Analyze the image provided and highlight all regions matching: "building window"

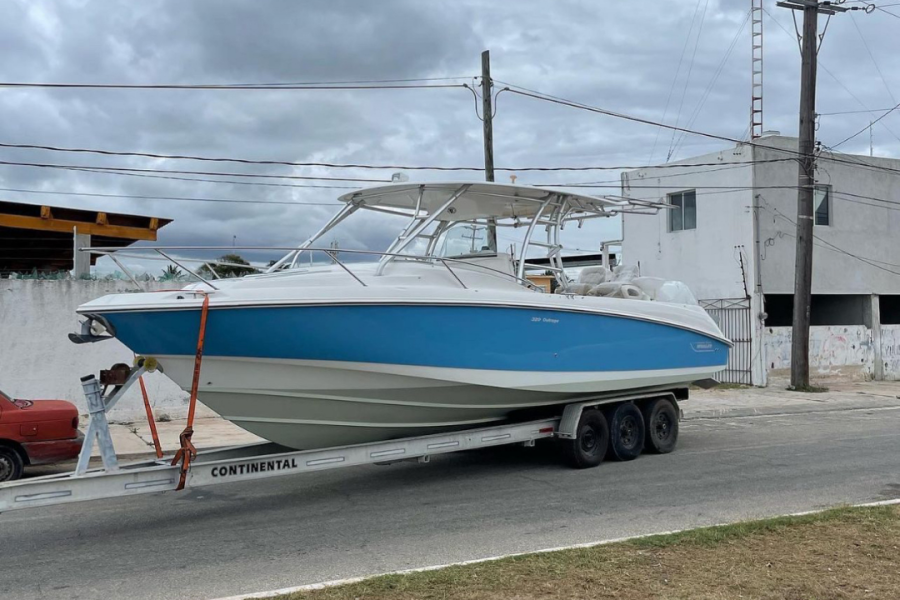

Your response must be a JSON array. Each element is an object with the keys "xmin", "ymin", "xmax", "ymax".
[
  {"xmin": 814, "ymin": 185, "xmax": 831, "ymax": 226},
  {"xmin": 668, "ymin": 190, "xmax": 696, "ymax": 232}
]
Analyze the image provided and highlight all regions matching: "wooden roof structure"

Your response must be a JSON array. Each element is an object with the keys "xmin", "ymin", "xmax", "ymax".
[{"xmin": 0, "ymin": 200, "xmax": 172, "ymax": 275}]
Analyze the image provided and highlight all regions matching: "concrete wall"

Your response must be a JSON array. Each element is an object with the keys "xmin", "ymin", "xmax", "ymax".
[
  {"xmin": 763, "ymin": 325, "xmax": 874, "ymax": 378},
  {"xmin": 881, "ymin": 325, "xmax": 900, "ymax": 381},
  {"xmin": 0, "ymin": 280, "xmax": 193, "ymax": 421},
  {"xmin": 754, "ymin": 136, "xmax": 900, "ymax": 295},
  {"xmin": 621, "ymin": 145, "xmax": 756, "ymax": 301}
]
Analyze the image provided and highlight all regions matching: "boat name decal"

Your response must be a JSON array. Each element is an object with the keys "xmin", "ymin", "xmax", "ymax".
[
  {"xmin": 210, "ymin": 458, "xmax": 299, "ymax": 478},
  {"xmin": 690, "ymin": 342, "xmax": 715, "ymax": 352},
  {"xmin": 531, "ymin": 316, "xmax": 560, "ymax": 324}
]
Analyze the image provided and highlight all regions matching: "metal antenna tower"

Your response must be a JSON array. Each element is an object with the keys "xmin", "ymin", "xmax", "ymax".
[{"xmin": 750, "ymin": 0, "xmax": 764, "ymax": 139}]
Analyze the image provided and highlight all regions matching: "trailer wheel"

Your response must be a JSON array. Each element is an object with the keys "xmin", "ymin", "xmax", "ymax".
[
  {"xmin": 641, "ymin": 398, "xmax": 679, "ymax": 454},
  {"xmin": 606, "ymin": 403, "xmax": 645, "ymax": 461},
  {"xmin": 561, "ymin": 409, "xmax": 609, "ymax": 469},
  {"xmin": 0, "ymin": 446, "xmax": 24, "ymax": 482}
]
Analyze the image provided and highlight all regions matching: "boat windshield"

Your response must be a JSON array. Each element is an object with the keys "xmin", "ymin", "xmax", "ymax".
[{"xmin": 434, "ymin": 222, "xmax": 496, "ymax": 259}]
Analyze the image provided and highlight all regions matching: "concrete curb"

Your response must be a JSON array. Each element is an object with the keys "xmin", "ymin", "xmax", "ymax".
[
  {"xmin": 682, "ymin": 400, "xmax": 900, "ymax": 421},
  {"xmin": 210, "ymin": 498, "xmax": 900, "ymax": 600}
]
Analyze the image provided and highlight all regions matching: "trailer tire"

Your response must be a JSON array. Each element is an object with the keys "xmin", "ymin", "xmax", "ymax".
[
  {"xmin": 606, "ymin": 403, "xmax": 645, "ymax": 461},
  {"xmin": 641, "ymin": 398, "xmax": 679, "ymax": 454},
  {"xmin": 561, "ymin": 409, "xmax": 609, "ymax": 469},
  {"xmin": 0, "ymin": 446, "xmax": 24, "ymax": 482}
]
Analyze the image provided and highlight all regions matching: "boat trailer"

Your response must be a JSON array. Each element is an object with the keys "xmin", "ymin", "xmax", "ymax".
[{"xmin": 0, "ymin": 358, "xmax": 682, "ymax": 513}]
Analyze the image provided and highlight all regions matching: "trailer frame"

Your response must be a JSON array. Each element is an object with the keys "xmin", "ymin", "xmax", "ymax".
[{"xmin": 0, "ymin": 361, "xmax": 683, "ymax": 513}]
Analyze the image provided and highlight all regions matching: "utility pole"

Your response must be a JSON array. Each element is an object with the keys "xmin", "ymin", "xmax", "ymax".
[
  {"xmin": 481, "ymin": 50, "xmax": 494, "ymax": 183},
  {"xmin": 777, "ymin": 0, "xmax": 849, "ymax": 389},
  {"xmin": 481, "ymin": 50, "xmax": 497, "ymax": 249}
]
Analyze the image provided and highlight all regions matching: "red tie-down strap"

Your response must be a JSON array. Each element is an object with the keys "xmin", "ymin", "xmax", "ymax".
[{"xmin": 171, "ymin": 292, "xmax": 210, "ymax": 490}]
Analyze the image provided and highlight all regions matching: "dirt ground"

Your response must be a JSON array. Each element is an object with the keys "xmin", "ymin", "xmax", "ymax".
[{"xmin": 284, "ymin": 505, "xmax": 900, "ymax": 600}]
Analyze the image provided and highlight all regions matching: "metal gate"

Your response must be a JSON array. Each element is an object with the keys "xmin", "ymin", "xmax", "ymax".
[{"xmin": 699, "ymin": 297, "xmax": 752, "ymax": 385}]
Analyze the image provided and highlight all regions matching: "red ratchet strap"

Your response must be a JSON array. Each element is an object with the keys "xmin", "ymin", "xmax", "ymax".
[
  {"xmin": 171, "ymin": 293, "xmax": 211, "ymax": 490},
  {"xmin": 138, "ymin": 372, "xmax": 163, "ymax": 459}
]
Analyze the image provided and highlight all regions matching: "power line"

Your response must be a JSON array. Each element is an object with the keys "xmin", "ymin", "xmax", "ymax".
[
  {"xmin": 819, "ymin": 106, "xmax": 896, "ymax": 115},
  {"xmin": 764, "ymin": 7, "xmax": 900, "ymax": 148},
  {"xmin": 832, "ymin": 100, "xmax": 900, "ymax": 148},
  {"xmin": 666, "ymin": 0, "xmax": 711, "ymax": 162},
  {"xmin": 0, "ymin": 81, "xmax": 469, "ymax": 91},
  {"xmin": 60, "ymin": 166, "xmax": 368, "ymax": 190},
  {"xmin": 498, "ymin": 81, "xmax": 900, "ymax": 178},
  {"xmin": 0, "ymin": 141, "xmax": 808, "ymax": 173},
  {"xmin": 849, "ymin": 14, "xmax": 897, "ymax": 107},
  {"xmin": 760, "ymin": 200, "xmax": 900, "ymax": 275},
  {"xmin": 0, "ymin": 186, "xmax": 348, "ymax": 206},
  {"xmin": 648, "ymin": 0, "xmax": 705, "ymax": 163},
  {"xmin": 0, "ymin": 159, "xmax": 390, "ymax": 182},
  {"xmin": 671, "ymin": 8, "xmax": 751, "ymax": 158}
]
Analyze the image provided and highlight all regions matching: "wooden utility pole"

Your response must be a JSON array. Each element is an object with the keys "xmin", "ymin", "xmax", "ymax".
[
  {"xmin": 481, "ymin": 50, "xmax": 497, "ymax": 249},
  {"xmin": 777, "ymin": 0, "xmax": 848, "ymax": 389},
  {"xmin": 481, "ymin": 50, "xmax": 494, "ymax": 182}
]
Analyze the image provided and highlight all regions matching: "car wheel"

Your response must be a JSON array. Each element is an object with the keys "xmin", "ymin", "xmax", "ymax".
[{"xmin": 0, "ymin": 447, "xmax": 25, "ymax": 482}]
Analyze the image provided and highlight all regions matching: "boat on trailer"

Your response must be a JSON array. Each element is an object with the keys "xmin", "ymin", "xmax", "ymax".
[{"xmin": 76, "ymin": 182, "xmax": 730, "ymax": 450}]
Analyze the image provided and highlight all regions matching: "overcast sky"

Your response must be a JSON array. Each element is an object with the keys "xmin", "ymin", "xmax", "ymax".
[{"xmin": 1, "ymin": 0, "xmax": 898, "ymax": 272}]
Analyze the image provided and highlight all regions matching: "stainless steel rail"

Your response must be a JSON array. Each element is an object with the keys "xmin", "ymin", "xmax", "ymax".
[{"xmin": 82, "ymin": 245, "xmax": 543, "ymax": 292}]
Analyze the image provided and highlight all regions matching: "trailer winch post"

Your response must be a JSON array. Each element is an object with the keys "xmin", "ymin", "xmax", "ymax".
[
  {"xmin": 73, "ymin": 361, "xmax": 153, "ymax": 476},
  {"xmin": 75, "ymin": 375, "xmax": 119, "ymax": 475}
]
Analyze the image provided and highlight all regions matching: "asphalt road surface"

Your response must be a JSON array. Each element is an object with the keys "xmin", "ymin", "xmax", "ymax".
[{"xmin": 2, "ymin": 406, "xmax": 899, "ymax": 600}]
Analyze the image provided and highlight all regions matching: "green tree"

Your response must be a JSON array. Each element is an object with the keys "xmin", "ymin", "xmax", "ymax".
[
  {"xmin": 160, "ymin": 265, "xmax": 184, "ymax": 281},
  {"xmin": 198, "ymin": 253, "xmax": 257, "ymax": 278}
]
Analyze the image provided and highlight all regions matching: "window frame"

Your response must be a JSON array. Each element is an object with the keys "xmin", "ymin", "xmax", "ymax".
[
  {"xmin": 667, "ymin": 190, "xmax": 697, "ymax": 232},
  {"xmin": 814, "ymin": 184, "xmax": 832, "ymax": 227}
]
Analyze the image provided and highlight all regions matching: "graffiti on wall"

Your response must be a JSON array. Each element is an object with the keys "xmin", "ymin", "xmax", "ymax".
[
  {"xmin": 882, "ymin": 325, "xmax": 900, "ymax": 381},
  {"xmin": 764, "ymin": 326, "xmax": 874, "ymax": 377}
]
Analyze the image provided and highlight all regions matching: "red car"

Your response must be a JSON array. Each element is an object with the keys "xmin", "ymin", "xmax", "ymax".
[{"xmin": 0, "ymin": 389, "xmax": 83, "ymax": 482}]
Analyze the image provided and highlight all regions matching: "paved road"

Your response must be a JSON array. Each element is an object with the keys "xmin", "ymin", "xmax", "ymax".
[{"xmin": 2, "ymin": 406, "xmax": 899, "ymax": 600}]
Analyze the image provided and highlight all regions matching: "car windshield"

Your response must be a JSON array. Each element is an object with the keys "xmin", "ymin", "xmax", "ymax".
[{"xmin": 434, "ymin": 222, "xmax": 496, "ymax": 259}]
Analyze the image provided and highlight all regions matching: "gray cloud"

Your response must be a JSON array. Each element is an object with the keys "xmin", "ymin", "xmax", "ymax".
[{"xmin": 0, "ymin": 0, "xmax": 897, "ymax": 268}]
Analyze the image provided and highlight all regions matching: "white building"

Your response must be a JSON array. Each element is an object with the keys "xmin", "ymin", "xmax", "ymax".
[{"xmin": 621, "ymin": 134, "xmax": 900, "ymax": 385}]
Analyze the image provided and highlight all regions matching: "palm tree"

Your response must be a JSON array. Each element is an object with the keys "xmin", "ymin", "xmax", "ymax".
[
  {"xmin": 160, "ymin": 265, "xmax": 184, "ymax": 281},
  {"xmin": 198, "ymin": 253, "xmax": 257, "ymax": 278}
]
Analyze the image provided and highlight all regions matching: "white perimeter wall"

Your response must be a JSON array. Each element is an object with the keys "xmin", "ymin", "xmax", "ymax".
[
  {"xmin": 764, "ymin": 325, "xmax": 900, "ymax": 381},
  {"xmin": 0, "ymin": 280, "xmax": 193, "ymax": 421}
]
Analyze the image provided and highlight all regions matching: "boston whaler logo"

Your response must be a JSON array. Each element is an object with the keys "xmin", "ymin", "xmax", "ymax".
[{"xmin": 690, "ymin": 341, "xmax": 715, "ymax": 353}]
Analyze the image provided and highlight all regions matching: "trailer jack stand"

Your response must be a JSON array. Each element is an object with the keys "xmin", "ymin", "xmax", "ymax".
[{"xmin": 73, "ymin": 357, "xmax": 158, "ymax": 476}]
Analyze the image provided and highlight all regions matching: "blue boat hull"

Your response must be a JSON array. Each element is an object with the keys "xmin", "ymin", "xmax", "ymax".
[{"xmin": 93, "ymin": 303, "xmax": 729, "ymax": 448}]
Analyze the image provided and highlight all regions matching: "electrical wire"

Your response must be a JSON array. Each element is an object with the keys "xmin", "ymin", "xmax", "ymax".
[
  {"xmin": 670, "ymin": 8, "xmax": 751, "ymax": 159},
  {"xmin": 764, "ymin": 7, "xmax": 900, "ymax": 148},
  {"xmin": 497, "ymin": 80, "xmax": 900, "ymax": 179},
  {"xmin": 0, "ymin": 82, "xmax": 469, "ymax": 91},
  {"xmin": 666, "ymin": 0, "xmax": 711, "ymax": 162},
  {"xmin": 849, "ymin": 14, "xmax": 897, "ymax": 107},
  {"xmin": 0, "ymin": 159, "xmax": 390, "ymax": 182},
  {"xmin": 648, "ymin": 0, "xmax": 705, "ymax": 164},
  {"xmin": 831, "ymin": 100, "xmax": 900, "ymax": 148},
  {"xmin": 0, "ymin": 186, "xmax": 348, "ymax": 206},
  {"xmin": 0, "ymin": 142, "xmax": 803, "ymax": 172},
  {"xmin": 760, "ymin": 200, "xmax": 900, "ymax": 275}
]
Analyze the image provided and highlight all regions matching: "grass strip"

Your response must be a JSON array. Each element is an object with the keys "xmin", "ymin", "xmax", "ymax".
[{"xmin": 282, "ymin": 505, "xmax": 900, "ymax": 600}]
